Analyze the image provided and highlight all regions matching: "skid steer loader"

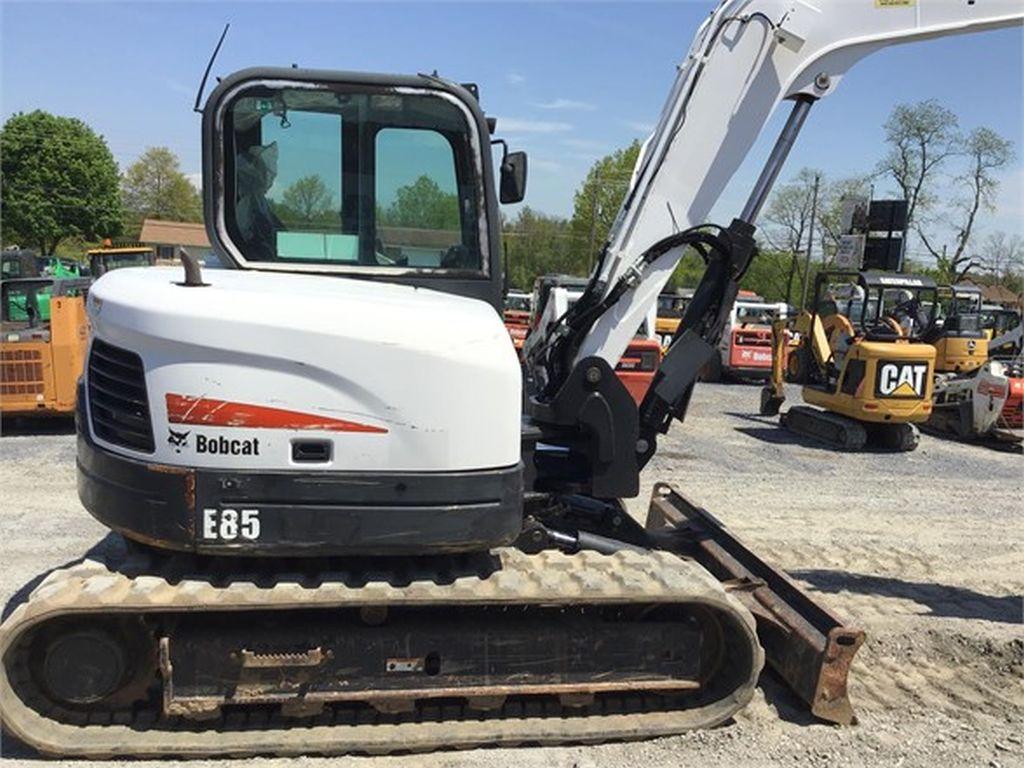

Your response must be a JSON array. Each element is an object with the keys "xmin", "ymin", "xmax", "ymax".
[
  {"xmin": 2, "ymin": 0, "xmax": 1022, "ymax": 758},
  {"xmin": 922, "ymin": 285, "xmax": 1020, "ymax": 449}
]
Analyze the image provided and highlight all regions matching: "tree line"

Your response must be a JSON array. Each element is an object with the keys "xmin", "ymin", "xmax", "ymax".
[
  {"xmin": 268, "ymin": 173, "xmax": 461, "ymax": 232},
  {"xmin": 0, "ymin": 109, "xmax": 462, "ymax": 257},
  {"xmin": 3, "ymin": 102, "xmax": 1020, "ymax": 300},
  {"xmin": 1, "ymin": 110, "xmax": 202, "ymax": 257},
  {"xmin": 504, "ymin": 99, "xmax": 1021, "ymax": 302}
]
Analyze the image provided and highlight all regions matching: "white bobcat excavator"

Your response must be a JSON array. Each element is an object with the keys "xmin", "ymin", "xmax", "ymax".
[{"xmin": 2, "ymin": 0, "xmax": 1021, "ymax": 758}]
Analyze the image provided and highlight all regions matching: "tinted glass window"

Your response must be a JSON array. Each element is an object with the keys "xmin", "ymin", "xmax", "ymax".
[
  {"xmin": 376, "ymin": 128, "xmax": 468, "ymax": 268},
  {"xmin": 223, "ymin": 85, "xmax": 482, "ymax": 272},
  {"xmin": 3, "ymin": 284, "xmax": 52, "ymax": 323}
]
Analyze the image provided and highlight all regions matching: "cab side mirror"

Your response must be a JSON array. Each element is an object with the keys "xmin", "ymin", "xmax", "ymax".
[{"xmin": 500, "ymin": 151, "xmax": 528, "ymax": 204}]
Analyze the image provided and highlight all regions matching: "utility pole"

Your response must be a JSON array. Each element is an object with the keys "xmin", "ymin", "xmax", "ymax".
[
  {"xmin": 587, "ymin": 169, "xmax": 600, "ymax": 269},
  {"xmin": 799, "ymin": 173, "xmax": 821, "ymax": 310}
]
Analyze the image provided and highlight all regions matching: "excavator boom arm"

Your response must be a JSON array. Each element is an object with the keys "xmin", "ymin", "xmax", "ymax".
[{"xmin": 528, "ymin": 0, "xmax": 1022, "ymax": 420}]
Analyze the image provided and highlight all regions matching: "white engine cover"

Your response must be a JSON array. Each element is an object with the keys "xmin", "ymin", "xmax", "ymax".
[
  {"xmin": 86, "ymin": 267, "xmax": 522, "ymax": 473},
  {"xmin": 933, "ymin": 361, "xmax": 1010, "ymax": 437}
]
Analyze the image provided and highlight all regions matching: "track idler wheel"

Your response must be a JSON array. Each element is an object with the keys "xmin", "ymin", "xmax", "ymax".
[
  {"xmin": 28, "ymin": 617, "xmax": 155, "ymax": 709},
  {"xmin": 868, "ymin": 422, "xmax": 920, "ymax": 452}
]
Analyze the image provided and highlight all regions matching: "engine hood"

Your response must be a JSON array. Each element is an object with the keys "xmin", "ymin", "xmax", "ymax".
[{"xmin": 84, "ymin": 267, "xmax": 522, "ymax": 473}]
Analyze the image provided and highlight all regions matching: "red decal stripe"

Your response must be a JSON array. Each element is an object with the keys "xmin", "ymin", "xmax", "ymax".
[{"xmin": 166, "ymin": 393, "xmax": 387, "ymax": 434}]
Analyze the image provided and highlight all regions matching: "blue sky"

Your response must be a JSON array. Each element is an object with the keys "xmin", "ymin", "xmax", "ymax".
[{"xmin": 3, "ymin": 1, "xmax": 1022, "ymax": 257}]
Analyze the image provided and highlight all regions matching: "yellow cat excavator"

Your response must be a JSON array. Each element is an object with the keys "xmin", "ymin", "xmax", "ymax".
[{"xmin": 760, "ymin": 271, "xmax": 937, "ymax": 451}]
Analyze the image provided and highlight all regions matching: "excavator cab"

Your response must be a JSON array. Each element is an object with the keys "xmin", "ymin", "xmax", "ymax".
[
  {"xmin": 86, "ymin": 244, "xmax": 156, "ymax": 277},
  {"xmin": 69, "ymin": 68, "xmax": 533, "ymax": 559},
  {"xmin": 0, "ymin": 277, "xmax": 91, "ymax": 417},
  {"xmin": 924, "ymin": 284, "xmax": 987, "ymax": 373},
  {"xmin": 202, "ymin": 68, "xmax": 525, "ymax": 311}
]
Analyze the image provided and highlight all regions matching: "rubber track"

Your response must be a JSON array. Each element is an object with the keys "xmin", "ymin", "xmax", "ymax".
[
  {"xmin": 0, "ymin": 548, "xmax": 763, "ymax": 758},
  {"xmin": 782, "ymin": 406, "xmax": 867, "ymax": 451}
]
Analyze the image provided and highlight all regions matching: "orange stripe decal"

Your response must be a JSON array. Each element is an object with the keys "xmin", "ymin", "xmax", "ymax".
[{"xmin": 166, "ymin": 393, "xmax": 388, "ymax": 434}]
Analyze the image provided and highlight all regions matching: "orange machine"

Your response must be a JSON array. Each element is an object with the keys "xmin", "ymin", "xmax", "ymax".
[
  {"xmin": 505, "ymin": 318, "xmax": 529, "ymax": 353},
  {"xmin": 524, "ymin": 274, "xmax": 663, "ymax": 403},
  {"xmin": 1000, "ymin": 373, "xmax": 1023, "ymax": 428},
  {"xmin": 502, "ymin": 291, "xmax": 533, "ymax": 353},
  {"xmin": 613, "ymin": 337, "xmax": 664, "ymax": 403},
  {"xmin": 1, "ymin": 277, "xmax": 90, "ymax": 417},
  {"xmin": 703, "ymin": 294, "xmax": 787, "ymax": 381}
]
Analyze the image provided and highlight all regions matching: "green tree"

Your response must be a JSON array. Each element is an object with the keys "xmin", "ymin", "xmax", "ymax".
[
  {"xmin": 121, "ymin": 147, "xmax": 201, "ymax": 235},
  {"xmin": 569, "ymin": 141, "xmax": 641, "ymax": 269},
  {"xmin": 761, "ymin": 168, "xmax": 822, "ymax": 305},
  {"xmin": 502, "ymin": 207, "xmax": 574, "ymax": 290},
  {"xmin": 566, "ymin": 141, "xmax": 739, "ymax": 292},
  {"xmin": 279, "ymin": 174, "xmax": 334, "ymax": 223},
  {"xmin": 1, "ymin": 110, "xmax": 122, "ymax": 254},
  {"xmin": 378, "ymin": 176, "xmax": 459, "ymax": 230}
]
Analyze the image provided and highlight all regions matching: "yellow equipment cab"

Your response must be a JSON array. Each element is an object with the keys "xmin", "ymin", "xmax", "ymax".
[
  {"xmin": 923, "ymin": 284, "xmax": 987, "ymax": 374},
  {"xmin": 86, "ymin": 243, "xmax": 156, "ymax": 277}
]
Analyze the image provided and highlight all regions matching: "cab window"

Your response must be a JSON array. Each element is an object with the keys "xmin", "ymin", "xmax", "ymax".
[{"xmin": 223, "ymin": 86, "xmax": 482, "ymax": 273}]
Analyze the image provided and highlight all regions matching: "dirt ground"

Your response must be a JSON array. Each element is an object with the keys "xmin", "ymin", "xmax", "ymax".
[{"xmin": 1, "ymin": 382, "xmax": 1021, "ymax": 767}]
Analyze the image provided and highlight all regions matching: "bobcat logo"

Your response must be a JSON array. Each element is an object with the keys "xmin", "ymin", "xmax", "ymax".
[{"xmin": 167, "ymin": 428, "xmax": 190, "ymax": 453}]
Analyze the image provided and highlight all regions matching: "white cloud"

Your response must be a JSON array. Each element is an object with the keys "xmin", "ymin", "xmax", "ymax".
[
  {"xmin": 530, "ymin": 158, "xmax": 564, "ymax": 173},
  {"xmin": 495, "ymin": 117, "xmax": 573, "ymax": 133},
  {"xmin": 534, "ymin": 98, "xmax": 596, "ymax": 112},
  {"xmin": 560, "ymin": 138, "xmax": 609, "ymax": 152},
  {"xmin": 185, "ymin": 172, "xmax": 202, "ymax": 190},
  {"xmin": 623, "ymin": 120, "xmax": 655, "ymax": 134},
  {"xmin": 506, "ymin": 71, "xmax": 526, "ymax": 86}
]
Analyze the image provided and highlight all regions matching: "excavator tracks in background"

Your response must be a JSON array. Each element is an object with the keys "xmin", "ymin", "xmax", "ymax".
[
  {"xmin": 782, "ymin": 405, "xmax": 919, "ymax": 452},
  {"xmin": 0, "ymin": 547, "xmax": 763, "ymax": 758}
]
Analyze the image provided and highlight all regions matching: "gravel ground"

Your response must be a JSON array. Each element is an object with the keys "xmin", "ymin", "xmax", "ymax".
[{"xmin": 1, "ymin": 382, "xmax": 1021, "ymax": 767}]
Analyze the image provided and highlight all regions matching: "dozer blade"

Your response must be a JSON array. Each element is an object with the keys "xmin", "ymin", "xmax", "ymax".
[
  {"xmin": 0, "ymin": 547, "xmax": 763, "ymax": 758},
  {"xmin": 645, "ymin": 483, "xmax": 865, "ymax": 726}
]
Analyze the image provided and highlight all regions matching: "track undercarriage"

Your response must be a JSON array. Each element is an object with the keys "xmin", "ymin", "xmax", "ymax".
[
  {"xmin": 0, "ymin": 486, "xmax": 863, "ymax": 758},
  {"xmin": 781, "ymin": 405, "xmax": 920, "ymax": 452}
]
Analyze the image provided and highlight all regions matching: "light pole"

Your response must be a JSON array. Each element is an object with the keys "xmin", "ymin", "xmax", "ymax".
[{"xmin": 799, "ymin": 173, "xmax": 821, "ymax": 310}]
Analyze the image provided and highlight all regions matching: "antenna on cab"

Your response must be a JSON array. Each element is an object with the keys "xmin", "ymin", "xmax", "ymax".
[{"xmin": 193, "ymin": 23, "xmax": 231, "ymax": 114}]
